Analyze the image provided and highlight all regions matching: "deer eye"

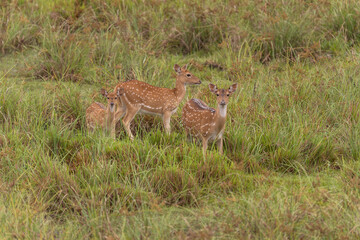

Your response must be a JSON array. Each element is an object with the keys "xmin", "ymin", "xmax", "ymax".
[
  {"xmin": 216, "ymin": 94, "xmax": 219, "ymax": 96},
  {"xmin": 186, "ymin": 73, "xmax": 191, "ymax": 77},
  {"xmin": 107, "ymin": 97, "xmax": 109, "ymax": 99},
  {"xmin": 227, "ymin": 94, "xmax": 229, "ymax": 96},
  {"xmin": 115, "ymin": 97, "xmax": 117, "ymax": 99}
]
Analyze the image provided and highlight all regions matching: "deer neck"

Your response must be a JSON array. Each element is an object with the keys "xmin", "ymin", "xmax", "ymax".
[
  {"xmin": 106, "ymin": 107, "xmax": 116, "ymax": 126},
  {"xmin": 214, "ymin": 104, "xmax": 227, "ymax": 129},
  {"xmin": 173, "ymin": 78, "xmax": 186, "ymax": 103}
]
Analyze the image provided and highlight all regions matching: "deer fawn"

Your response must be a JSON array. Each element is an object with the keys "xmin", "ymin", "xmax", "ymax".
[
  {"xmin": 86, "ymin": 88, "xmax": 124, "ymax": 138},
  {"xmin": 182, "ymin": 83, "xmax": 238, "ymax": 155},
  {"xmin": 114, "ymin": 64, "xmax": 201, "ymax": 140}
]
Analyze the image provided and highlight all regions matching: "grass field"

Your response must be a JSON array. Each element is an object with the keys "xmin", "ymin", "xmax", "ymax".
[{"xmin": 2, "ymin": 0, "xmax": 360, "ymax": 239}]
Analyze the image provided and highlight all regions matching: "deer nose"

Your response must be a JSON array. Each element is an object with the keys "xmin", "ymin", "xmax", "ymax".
[
  {"xmin": 220, "ymin": 101, "xmax": 226, "ymax": 105},
  {"xmin": 110, "ymin": 103, "xmax": 114, "ymax": 106}
]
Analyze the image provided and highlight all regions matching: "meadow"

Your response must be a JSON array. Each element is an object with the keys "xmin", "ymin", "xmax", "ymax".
[{"xmin": 2, "ymin": 0, "xmax": 360, "ymax": 238}]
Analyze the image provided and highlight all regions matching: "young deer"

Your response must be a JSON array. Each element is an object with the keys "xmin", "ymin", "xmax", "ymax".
[
  {"xmin": 182, "ymin": 83, "xmax": 238, "ymax": 154},
  {"xmin": 86, "ymin": 88, "xmax": 123, "ymax": 138},
  {"xmin": 114, "ymin": 64, "xmax": 201, "ymax": 140}
]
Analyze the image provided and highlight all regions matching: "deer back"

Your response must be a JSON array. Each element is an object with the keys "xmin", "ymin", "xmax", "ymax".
[
  {"xmin": 86, "ymin": 102, "xmax": 106, "ymax": 128},
  {"xmin": 182, "ymin": 99, "xmax": 218, "ymax": 137},
  {"xmin": 115, "ymin": 80, "xmax": 179, "ymax": 113}
]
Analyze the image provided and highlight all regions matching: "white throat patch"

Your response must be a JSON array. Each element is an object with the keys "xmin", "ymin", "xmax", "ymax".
[
  {"xmin": 219, "ymin": 105, "xmax": 227, "ymax": 118},
  {"xmin": 110, "ymin": 105, "xmax": 115, "ymax": 113}
]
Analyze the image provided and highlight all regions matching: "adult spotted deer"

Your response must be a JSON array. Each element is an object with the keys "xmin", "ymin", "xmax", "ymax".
[
  {"xmin": 114, "ymin": 64, "xmax": 201, "ymax": 140},
  {"xmin": 86, "ymin": 88, "xmax": 123, "ymax": 138},
  {"xmin": 182, "ymin": 83, "xmax": 238, "ymax": 154}
]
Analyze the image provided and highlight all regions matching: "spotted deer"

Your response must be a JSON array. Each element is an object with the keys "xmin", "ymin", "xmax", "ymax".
[
  {"xmin": 86, "ymin": 88, "xmax": 123, "ymax": 138},
  {"xmin": 182, "ymin": 83, "xmax": 238, "ymax": 154},
  {"xmin": 114, "ymin": 64, "xmax": 201, "ymax": 140}
]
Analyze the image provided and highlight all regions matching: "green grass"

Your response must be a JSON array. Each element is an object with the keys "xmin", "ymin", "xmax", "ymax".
[{"xmin": 2, "ymin": 0, "xmax": 360, "ymax": 239}]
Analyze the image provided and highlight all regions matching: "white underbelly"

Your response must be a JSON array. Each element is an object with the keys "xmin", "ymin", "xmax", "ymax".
[
  {"xmin": 171, "ymin": 107, "xmax": 178, "ymax": 114},
  {"xmin": 209, "ymin": 130, "xmax": 223, "ymax": 141},
  {"xmin": 138, "ymin": 109, "xmax": 163, "ymax": 116},
  {"xmin": 208, "ymin": 133, "xmax": 218, "ymax": 141}
]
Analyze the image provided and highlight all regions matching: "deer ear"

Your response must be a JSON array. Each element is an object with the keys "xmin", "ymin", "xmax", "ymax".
[
  {"xmin": 209, "ymin": 83, "xmax": 217, "ymax": 93},
  {"xmin": 100, "ymin": 88, "xmax": 108, "ymax": 97},
  {"xmin": 118, "ymin": 88, "xmax": 125, "ymax": 95},
  {"xmin": 174, "ymin": 64, "xmax": 181, "ymax": 74},
  {"xmin": 229, "ymin": 83, "xmax": 238, "ymax": 93}
]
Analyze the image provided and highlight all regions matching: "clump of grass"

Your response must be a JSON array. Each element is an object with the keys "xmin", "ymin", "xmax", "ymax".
[
  {"xmin": 195, "ymin": 155, "xmax": 230, "ymax": 185},
  {"xmin": 45, "ymin": 125, "xmax": 70, "ymax": 154},
  {"xmin": 243, "ymin": 1, "xmax": 324, "ymax": 62},
  {"xmin": 0, "ymin": 134, "xmax": 6, "ymax": 148},
  {"xmin": 45, "ymin": 124, "xmax": 90, "ymax": 170},
  {"xmin": 36, "ymin": 29, "xmax": 92, "ymax": 82},
  {"xmin": 49, "ymin": 84, "xmax": 86, "ymax": 129},
  {"xmin": 151, "ymin": 167, "xmax": 199, "ymax": 206},
  {"xmin": 91, "ymin": 32, "xmax": 130, "ymax": 80},
  {"xmin": 328, "ymin": 3, "xmax": 360, "ymax": 46},
  {"xmin": 349, "ymin": 125, "xmax": 360, "ymax": 161},
  {"xmin": 28, "ymin": 161, "xmax": 83, "ymax": 219},
  {"xmin": 160, "ymin": 2, "xmax": 227, "ymax": 54},
  {"xmin": 98, "ymin": 184, "xmax": 157, "ymax": 212},
  {"xmin": 0, "ymin": 80, "xmax": 22, "ymax": 125},
  {"xmin": 301, "ymin": 137, "xmax": 341, "ymax": 167},
  {"xmin": 253, "ymin": 19, "xmax": 314, "ymax": 61},
  {"xmin": 341, "ymin": 162, "xmax": 360, "ymax": 194},
  {"xmin": 0, "ymin": 7, "xmax": 40, "ymax": 54}
]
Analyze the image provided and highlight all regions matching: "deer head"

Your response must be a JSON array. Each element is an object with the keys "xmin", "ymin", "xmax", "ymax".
[
  {"xmin": 100, "ymin": 88, "xmax": 121, "ymax": 113},
  {"xmin": 209, "ymin": 83, "xmax": 238, "ymax": 107},
  {"xmin": 174, "ymin": 64, "xmax": 201, "ymax": 85}
]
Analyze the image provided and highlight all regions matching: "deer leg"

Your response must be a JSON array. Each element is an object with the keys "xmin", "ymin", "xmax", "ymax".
[
  {"xmin": 102, "ymin": 100, "xmax": 126, "ymax": 139},
  {"xmin": 217, "ymin": 137, "xmax": 223, "ymax": 154},
  {"xmin": 110, "ymin": 114, "xmax": 116, "ymax": 140},
  {"xmin": 122, "ymin": 107, "xmax": 139, "ymax": 141},
  {"xmin": 115, "ymin": 100, "xmax": 126, "ymax": 123},
  {"xmin": 110, "ymin": 126, "xmax": 116, "ymax": 139},
  {"xmin": 202, "ymin": 136, "xmax": 209, "ymax": 155},
  {"xmin": 163, "ymin": 111, "xmax": 171, "ymax": 135},
  {"xmin": 186, "ymin": 131, "xmax": 196, "ymax": 144},
  {"xmin": 115, "ymin": 108, "xmax": 126, "ymax": 121},
  {"xmin": 113, "ymin": 106, "xmax": 125, "ymax": 137},
  {"xmin": 104, "ymin": 114, "xmax": 111, "ymax": 137},
  {"xmin": 186, "ymin": 130, "xmax": 192, "ymax": 142}
]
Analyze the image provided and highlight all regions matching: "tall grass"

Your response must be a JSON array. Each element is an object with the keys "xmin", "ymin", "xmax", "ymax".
[
  {"xmin": 0, "ymin": 4, "xmax": 41, "ymax": 53},
  {"xmin": 2, "ymin": 0, "xmax": 360, "ymax": 79},
  {"xmin": 2, "ymin": 0, "xmax": 360, "ymax": 238}
]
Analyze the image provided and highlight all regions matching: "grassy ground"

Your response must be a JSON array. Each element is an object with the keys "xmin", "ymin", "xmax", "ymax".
[{"xmin": 2, "ymin": 0, "xmax": 360, "ymax": 239}]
